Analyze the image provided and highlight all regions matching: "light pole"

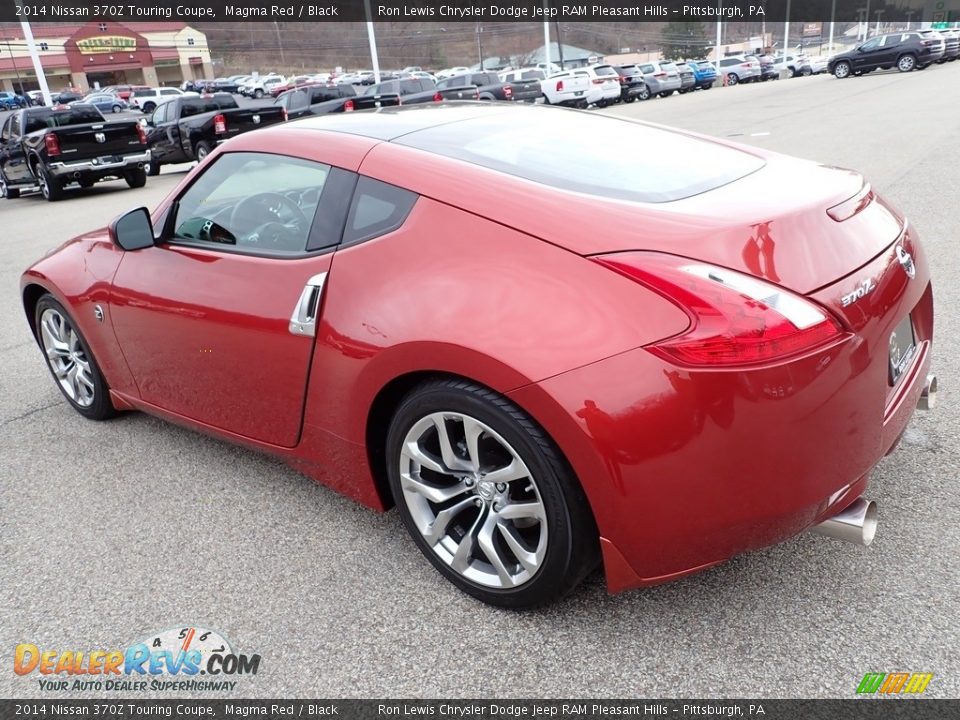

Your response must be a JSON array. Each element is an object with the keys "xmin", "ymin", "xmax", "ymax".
[
  {"xmin": 875, "ymin": 9, "xmax": 884, "ymax": 35},
  {"xmin": 905, "ymin": 11, "xmax": 914, "ymax": 30},
  {"xmin": 476, "ymin": 22, "xmax": 484, "ymax": 70},
  {"xmin": 272, "ymin": 21, "xmax": 285, "ymax": 66}
]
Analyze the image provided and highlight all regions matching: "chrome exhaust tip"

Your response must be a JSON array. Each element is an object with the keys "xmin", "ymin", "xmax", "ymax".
[
  {"xmin": 918, "ymin": 373, "xmax": 937, "ymax": 410},
  {"xmin": 810, "ymin": 498, "xmax": 878, "ymax": 546}
]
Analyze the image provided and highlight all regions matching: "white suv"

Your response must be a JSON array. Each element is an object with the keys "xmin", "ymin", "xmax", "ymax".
[
  {"xmin": 129, "ymin": 87, "xmax": 193, "ymax": 113},
  {"xmin": 579, "ymin": 64, "xmax": 622, "ymax": 106}
]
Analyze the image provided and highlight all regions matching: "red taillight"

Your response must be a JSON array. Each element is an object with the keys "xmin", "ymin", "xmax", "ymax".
[
  {"xmin": 45, "ymin": 133, "xmax": 60, "ymax": 156},
  {"xmin": 741, "ymin": 63, "xmax": 751, "ymax": 68},
  {"xmin": 503, "ymin": 84, "xmax": 513, "ymax": 98},
  {"xmin": 592, "ymin": 78, "xmax": 605, "ymax": 84},
  {"xmin": 344, "ymin": 99, "xmax": 354, "ymax": 111},
  {"xmin": 654, "ymin": 72, "xmax": 667, "ymax": 78},
  {"xmin": 213, "ymin": 114, "xmax": 227, "ymax": 134},
  {"xmin": 593, "ymin": 253, "xmax": 844, "ymax": 367},
  {"xmin": 619, "ymin": 76, "xmax": 627, "ymax": 84},
  {"xmin": 433, "ymin": 91, "xmax": 442, "ymax": 102},
  {"xmin": 555, "ymin": 80, "xmax": 564, "ymax": 91},
  {"xmin": 136, "ymin": 123, "xmax": 147, "ymax": 144}
]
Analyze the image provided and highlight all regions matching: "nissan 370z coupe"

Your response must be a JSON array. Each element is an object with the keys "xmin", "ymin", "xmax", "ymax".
[{"xmin": 22, "ymin": 104, "xmax": 936, "ymax": 608}]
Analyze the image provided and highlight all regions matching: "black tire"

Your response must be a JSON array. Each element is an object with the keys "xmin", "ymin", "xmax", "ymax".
[
  {"xmin": 125, "ymin": 167, "xmax": 147, "ymax": 188},
  {"xmin": 112, "ymin": 104, "xmax": 122, "ymax": 113},
  {"xmin": 34, "ymin": 294, "xmax": 117, "ymax": 421},
  {"xmin": 542, "ymin": 94, "xmax": 551, "ymax": 105},
  {"xmin": 36, "ymin": 163, "xmax": 64, "ymax": 202},
  {"xmin": 833, "ymin": 61, "xmax": 852, "ymax": 79},
  {"xmin": 636, "ymin": 85, "xmax": 651, "ymax": 100},
  {"xmin": 0, "ymin": 173, "xmax": 19, "ymax": 199},
  {"xmin": 194, "ymin": 141, "xmax": 213, "ymax": 163},
  {"xmin": 726, "ymin": 73, "xmax": 739, "ymax": 86},
  {"xmin": 78, "ymin": 177, "xmax": 95, "ymax": 189},
  {"xmin": 702, "ymin": 82, "xmax": 713, "ymax": 90},
  {"xmin": 146, "ymin": 159, "xmax": 161, "ymax": 176},
  {"xmin": 253, "ymin": 88, "xmax": 264, "ymax": 99},
  {"xmin": 624, "ymin": 95, "xmax": 635, "ymax": 103},
  {"xmin": 800, "ymin": 67, "xmax": 812, "ymax": 77},
  {"xmin": 897, "ymin": 54, "xmax": 917, "ymax": 72},
  {"xmin": 142, "ymin": 102, "xmax": 156, "ymax": 114},
  {"xmin": 386, "ymin": 378, "xmax": 599, "ymax": 609},
  {"xmin": 659, "ymin": 90, "xmax": 674, "ymax": 97}
]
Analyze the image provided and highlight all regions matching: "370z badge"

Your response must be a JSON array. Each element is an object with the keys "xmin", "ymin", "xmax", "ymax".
[{"xmin": 841, "ymin": 277, "xmax": 876, "ymax": 307}]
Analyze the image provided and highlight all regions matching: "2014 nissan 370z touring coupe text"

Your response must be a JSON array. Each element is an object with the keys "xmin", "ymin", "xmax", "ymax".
[{"xmin": 22, "ymin": 103, "xmax": 936, "ymax": 608}]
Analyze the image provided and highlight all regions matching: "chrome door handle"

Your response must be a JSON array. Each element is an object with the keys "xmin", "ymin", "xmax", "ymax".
[{"xmin": 288, "ymin": 272, "xmax": 328, "ymax": 337}]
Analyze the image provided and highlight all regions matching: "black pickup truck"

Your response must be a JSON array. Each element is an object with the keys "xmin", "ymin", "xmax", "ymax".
[
  {"xmin": 353, "ymin": 77, "xmax": 477, "ymax": 110},
  {"xmin": 144, "ymin": 93, "xmax": 285, "ymax": 174},
  {"xmin": 0, "ymin": 104, "xmax": 150, "ymax": 201},
  {"xmin": 276, "ymin": 83, "xmax": 357, "ymax": 120},
  {"xmin": 437, "ymin": 72, "xmax": 542, "ymax": 102}
]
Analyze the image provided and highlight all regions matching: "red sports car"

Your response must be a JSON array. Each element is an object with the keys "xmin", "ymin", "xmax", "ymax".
[{"xmin": 21, "ymin": 104, "xmax": 936, "ymax": 608}]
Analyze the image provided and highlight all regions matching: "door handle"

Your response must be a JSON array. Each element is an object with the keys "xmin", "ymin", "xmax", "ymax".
[{"xmin": 288, "ymin": 272, "xmax": 328, "ymax": 337}]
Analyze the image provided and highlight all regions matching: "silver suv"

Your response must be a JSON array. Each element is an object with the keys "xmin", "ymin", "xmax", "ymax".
[
  {"xmin": 636, "ymin": 61, "xmax": 682, "ymax": 96},
  {"xmin": 718, "ymin": 55, "xmax": 762, "ymax": 85}
]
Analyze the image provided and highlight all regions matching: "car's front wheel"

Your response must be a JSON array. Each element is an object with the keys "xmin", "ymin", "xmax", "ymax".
[
  {"xmin": 636, "ymin": 84, "xmax": 651, "ymax": 100},
  {"xmin": 35, "ymin": 295, "xmax": 116, "ymax": 420},
  {"xmin": 386, "ymin": 379, "xmax": 598, "ymax": 608},
  {"xmin": 726, "ymin": 73, "xmax": 739, "ymax": 85},
  {"xmin": 112, "ymin": 104, "xmax": 122, "ymax": 113},
  {"xmin": 833, "ymin": 61, "xmax": 852, "ymax": 78},
  {"xmin": 898, "ymin": 54, "xmax": 917, "ymax": 72}
]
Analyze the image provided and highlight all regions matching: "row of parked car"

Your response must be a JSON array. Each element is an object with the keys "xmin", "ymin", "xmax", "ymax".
[{"xmin": 828, "ymin": 27, "xmax": 958, "ymax": 77}]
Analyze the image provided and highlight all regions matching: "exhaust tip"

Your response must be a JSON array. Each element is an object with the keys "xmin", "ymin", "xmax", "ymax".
[
  {"xmin": 918, "ymin": 373, "xmax": 937, "ymax": 410},
  {"xmin": 811, "ymin": 497, "xmax": 878, "ymax": 546}
]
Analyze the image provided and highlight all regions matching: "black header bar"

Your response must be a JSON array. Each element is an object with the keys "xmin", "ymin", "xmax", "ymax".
[{"xmin": 0, "ymin": 0, "xmax": 947, "ymax": 24}]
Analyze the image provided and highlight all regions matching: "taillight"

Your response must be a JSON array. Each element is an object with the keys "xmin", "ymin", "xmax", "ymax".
[
  {"xmin": 654, "ymin": 72, "xmax": 667, "ymax": 78},
  {"xmin": 592, "ymin": 78, "xmax": 605, "ymax": 84},
  {"xmin": 213, "ymin": 114, "xmax": 227, "ymax": 134},
  {"xmin": 344, "ymin": 99, "xmax": 354, "ymax": 111},
  {"xmin": 504, "ymin": 84, "xmax": 513, "ymax": 98},
  {"xmin": 556, "ymin": 80, "xmax": 564, "ymax": 91},
  {"xmin": 619, "ymin": 76, "xmax": 627, "ymax": 84},
  {"xmin": 433, "ymin": 91, "xmax": 442, "ymax": 102},
  {"xmin": 593, "ymin": 253, "xmax": 843, "ymax": 367},
  {"xmin": 45, "ymin": 133, "xmax": 60, "ymax": 156},
  {"xmin": 136, "ymin": 123, "xmax": 147, "ymax": 144}
]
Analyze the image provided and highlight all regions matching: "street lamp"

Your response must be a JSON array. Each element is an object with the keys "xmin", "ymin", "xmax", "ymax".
[{"xmin": 874, "ymin": 9, "xmax": 884, "ymax": 35}]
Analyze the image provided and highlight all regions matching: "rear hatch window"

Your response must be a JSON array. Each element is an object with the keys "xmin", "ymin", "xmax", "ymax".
[{"xmin": 396, "ymin": 109, "xmax": 765, "ymax": 203}]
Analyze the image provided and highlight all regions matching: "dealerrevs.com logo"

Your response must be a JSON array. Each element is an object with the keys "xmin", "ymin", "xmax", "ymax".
[{"xmin": 14, "ymin": 626, "xmax": 261, "ymax": 692}]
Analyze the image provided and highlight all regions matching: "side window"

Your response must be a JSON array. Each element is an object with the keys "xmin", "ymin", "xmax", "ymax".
[
  {"xmin": 160, "ymin": 88, "xmax": 179, "ymax": 96},
  {"xmin": 342, "ymin": 176, "xmax": 418, "ymax": 247},
  {"xmin": 10, "ymin": 113, "xmax": 21, "ymax": 137},
  {"xmin": 152, "ymin": 103, "xmax": 168, "ymax": 124},
  {"xmin": 1, "ymin": 116, "xmax": 11, "ymax": 141},
  {"xmin": 289, "ymin": 91, "xmax": 308, "ymax": 110},
  {"xmin": 171, "ymin": 152, "xmax": 330, "ymax": 256},
  {"xmin": 861, "ymin": 38, "xmax": 880, "ymax": 51}
]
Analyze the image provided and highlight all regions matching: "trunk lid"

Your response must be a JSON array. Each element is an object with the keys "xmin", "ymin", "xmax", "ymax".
[
  {"xmin": 51, "ymin": 120, "xmax": 144, "ymax": 160},
  {"xmin": 218, "ymin": 106, "xmax": 286, "ymax": 137}
]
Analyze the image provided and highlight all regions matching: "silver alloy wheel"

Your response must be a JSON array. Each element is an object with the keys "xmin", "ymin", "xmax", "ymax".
[
  {"xmin": 835, "ymin": 62, "xmax": 851, "ymax": 78},
  {"xmin": 898, "ymin": 55, "xmax": 916, "ymax": 72},
  {"xmin": 38, "ymin": 168, "xmax": 49, "ymax": 199},
  {"xmin": 399, "ymin": 412, "xmax": 548, "ymax": 589},
  {"xmin": 196, "ymin": 145, "xmax": 208, "ymax": 161},
  {"xmin": 39, "ymin": 308, "xmax": 95, "ymax": 407}
]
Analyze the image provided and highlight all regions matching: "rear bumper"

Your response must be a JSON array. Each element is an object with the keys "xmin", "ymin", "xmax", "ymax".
[
  {"xmin": 508, "ymin": 242, "xmax": 933, "ymax": 593},
  {"xmin": 48, "ymin": 150, "xmax": 151, "ymax": 177}
]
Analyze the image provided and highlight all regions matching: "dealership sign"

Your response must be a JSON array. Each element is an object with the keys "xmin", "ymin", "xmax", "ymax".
[{"xmin": 76, "ymin": 36, "xmax": 136, "ymax": 54}]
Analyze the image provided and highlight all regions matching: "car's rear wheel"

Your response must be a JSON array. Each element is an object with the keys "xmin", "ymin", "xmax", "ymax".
[
  {"xmin": 112, "ymin": 104, "xmax": 122, "ymax": 113},
  {"xmin": 386, "ymin": 379, "xmax": 598, "ymax": 608},
  {"xmin": 726, "ymin": 73, "xmax": 739, "ymax": 85},
  {"xmin": 636, "ymin": 84, "xmax": 651, "ymax": 100},
  {"xmin": 624, "ymin": 95, "xmax": 635, "ymax": 103},
  {"xmin": 37, "ymin": 164, "xmax": 63, "ymax": 202},
  {"xmin": 254, "ymin": 89, "xmax": 264, "ymax": 99},
  {"xmin": 142, "ymin": 102, "xmax": 156, "ymax": 114},
  {"xmin": 195, "ymin": 141, "xmax": 213, "ymax": 163},
  {"xmin": 659, "ymin": 90, "xmax": 674, "ymax": 97},
  {"xmin": 833, "ymin": 61, "xmax": 852, "ymax": 78},
  {"xmin": 146, "ymin": 159, "xmax": 161, "ymax": 176},
  {"xmin": 35, "ymin": 295, "xmax": 116, "ymax": 421},
  {"xmin": 125, "ymin": 167, "xmax": 147, "ymax": 188},
  {"xmin": 898, "ymin": 54, "xmax": 917, "ymax": 72},
  {"xmin": 702, "ymin": 82, "xmax": 713, "ymax": 89}
]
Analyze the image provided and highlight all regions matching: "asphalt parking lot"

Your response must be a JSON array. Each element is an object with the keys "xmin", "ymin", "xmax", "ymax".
[{"xmin": 2, "ymin": 66, "xmax": 959, "ymax": 699}]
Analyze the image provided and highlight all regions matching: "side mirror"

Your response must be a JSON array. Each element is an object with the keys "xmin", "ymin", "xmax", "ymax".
[{"xmin": 110, "ymin": 207, "xmax": 154, "ymax": 251}]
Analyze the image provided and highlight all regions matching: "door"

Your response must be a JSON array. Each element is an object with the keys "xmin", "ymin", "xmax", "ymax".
[
  {"xmin": 146, "ymin": 102, "xmax": 184, "ymax": 164},
  {"xmin": 854, "ymin": 37, "xmax": 883, "ymax": 70},
  {"xmin": 876, "ymin": 34, "xmax": 902, "ymax": 67},
  {"xmin": 109, "ymin": 151, "xmax": 344, "ymax": 447},
  {"xmin": 0, "ymin": 114, "xmax": 28, "ymax": 184}
]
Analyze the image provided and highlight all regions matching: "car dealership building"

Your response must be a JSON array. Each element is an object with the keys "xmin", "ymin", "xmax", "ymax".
[{"xmin": 0, "ymin": 21, "xmax": 212, "ymax": 93}]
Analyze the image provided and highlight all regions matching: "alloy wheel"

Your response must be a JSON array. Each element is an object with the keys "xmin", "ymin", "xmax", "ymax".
[
  {"xmin": 834, "ymin": 62, "xmax": 851, "ymax": 78},
  {"xmin": 39, "ymin": 308, "xmax": 96, "ymax": 407},
  {"xmin": 898, "ymin": 55, "xmax": 916, "ymax": 72},
  {"xmin": 398, "ymin": 411, "xmax": 548, "ymax": 589}
]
